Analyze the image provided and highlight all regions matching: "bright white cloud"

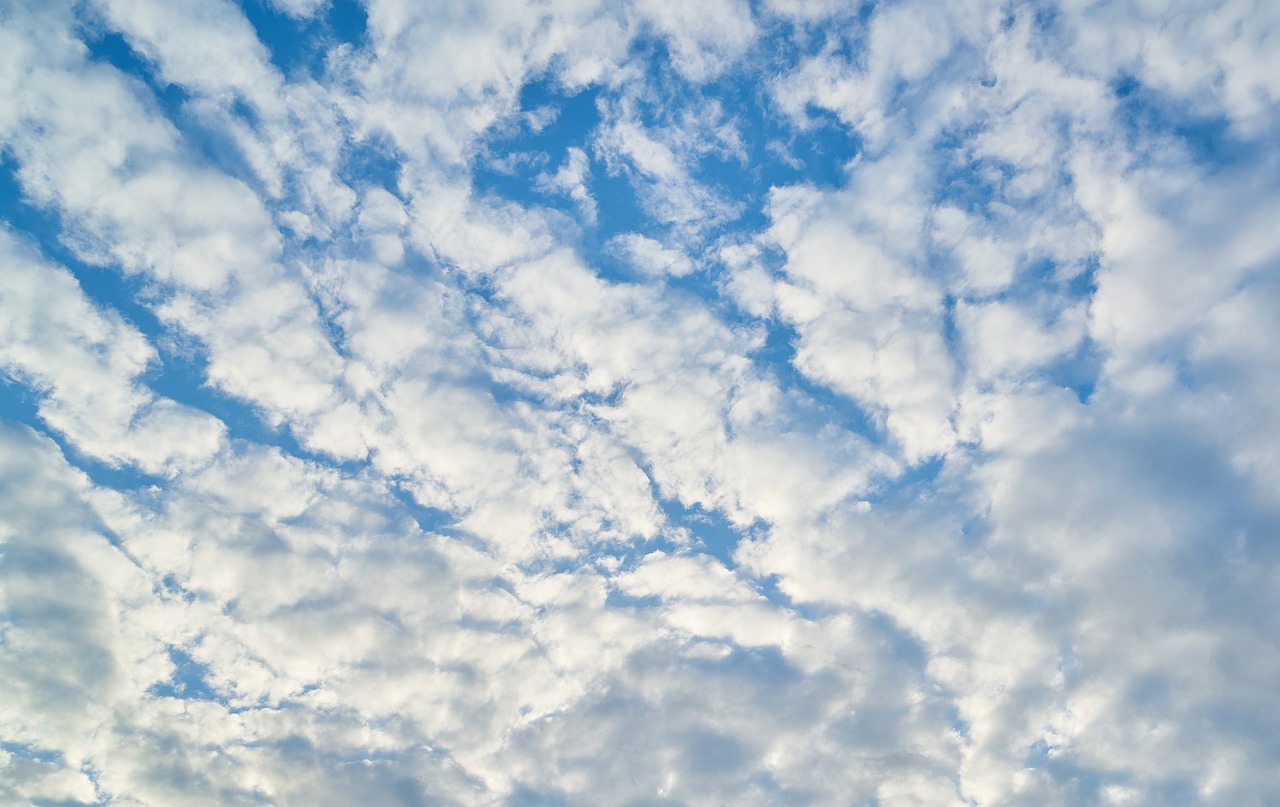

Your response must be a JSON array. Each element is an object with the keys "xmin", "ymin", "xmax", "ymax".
[{"xmin": 0, "ymin": 231, "xmax": 226, "ymax": 473}]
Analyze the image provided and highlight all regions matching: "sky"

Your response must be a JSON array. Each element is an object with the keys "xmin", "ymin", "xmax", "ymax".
[{"xmin": 1, "ymin": 0, "xmax": 1279, "ymax": 804}]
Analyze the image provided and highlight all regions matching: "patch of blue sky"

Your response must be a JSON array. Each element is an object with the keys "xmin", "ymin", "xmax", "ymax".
[
  {"xmin": 955, "ymin": 514, "xmax": 990, "ymax": 551},
  {"xmin": 939, "ymin": 291, "xmax": 961, "ymax": 350},
  {"xmin": 1022, "ymin": 737, "xmax": 1054, "ymax": 769},
  {"xmin": 1039, "ymin": 338, "xmax": 1102, "ymax": 404},
  {"xmin": 745, "ymin": 103, "xmax": 860, "ymax": 193},
  {"xmin": 157, "ymin": 572, "xmax": 196, "ymax": 605},
  {"xmin": 471, "ymin": 80, "xmax": 603, "ymax": 214},
  {"xmin": 585, "ymin": 164, "xmax": 652, "ymax": 253},
  {"xmin": 518, "ymin": 77, "xmax": 603, "ymax": 142},
  {"xmin": 506, "ymin": 785, "xmax": 573, "ymax": 807},
  {"xmin": 146, "ymin": 647, "xmax": 223, "ymax": 702},
  {"xmin": 1110, "ymin": 75, "xmax": 1258, "ymax": 172},
  {"xmin": 896, "ymin": 451, "xmax": 947, "ymax": 489},
  {"xmin": 386, "ymin": 483, "xmax": 458, "ymax": 536},
  {"xmin": 0, "ymin": 742, "xmax": 63, "ymax": 765},
  {"xmin": 335, "ymin": 133, "xmax": 403, "ymax": 200},
  {"xmin": 945, "ymin": 704, "xmax": 971, "ymax": 740},
  {"xmin": 658, "ymin": 497, "xmax": 752, "ymax": 568},
  {"xmin": 237, "ymin": 0, "xmax": 368, "ymax": 81},
  {"xmin": 864, "ymin": 608, "xmax": 931, "ymax": 672},
  {"xmin": 615, "ymin": 496, "xmax": 833, "ymax": 620},
  {"xmin": 860, "ymin": 456, "xmax": 946, "ymax": 508}
]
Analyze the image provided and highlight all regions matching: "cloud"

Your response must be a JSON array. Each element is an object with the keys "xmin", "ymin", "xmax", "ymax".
[
  {"xmin": 592, "ymin": 92, "xmax": 745, "ymax": 239},
  {"xmin": 633, "ymin": 0, "xmax": 757, "ymax": 81},
  {"xmin": 765, "ymin": 175, "xmax": 957, "ymax": 463},
  {"xmin": 0, "ymin": 230, "xmax": 226, "ymax": 474},
  {"xmin": 607, "ymin": 232, "xmax": 694, "ymax": 277},
  {"xmin": 537, "ymin": 146, "xmax": 598, "ymax": 224},
  {"xmin": 2, "ymin": 0, "xmax": 1280, "ymax": 804}
]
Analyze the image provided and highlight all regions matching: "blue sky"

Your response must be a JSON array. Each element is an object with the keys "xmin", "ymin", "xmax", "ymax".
[{"xmin": 3, "ymin": 0, "xmax": 1280, "ymax": 805}]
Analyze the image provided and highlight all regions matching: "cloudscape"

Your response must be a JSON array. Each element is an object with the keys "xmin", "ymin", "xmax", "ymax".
[{"xmin": 2, "ymin": 0, "xmax": 1279, "ymax": 804}]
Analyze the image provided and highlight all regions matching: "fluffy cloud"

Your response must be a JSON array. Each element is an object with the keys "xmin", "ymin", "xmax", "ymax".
[{"xmin": 0, "ymin": 231, "xmax": 225, "ymax": 473}]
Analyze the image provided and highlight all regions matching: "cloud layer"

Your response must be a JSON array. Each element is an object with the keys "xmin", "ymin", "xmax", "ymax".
[{"xmin": 2, "ymin": 0, "xmax": 1279, "ymax": 804}]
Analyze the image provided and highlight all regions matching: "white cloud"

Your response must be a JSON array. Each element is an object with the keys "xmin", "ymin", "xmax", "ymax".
[
  {"xmin": 765, "ymin": 177, "xmax": 958, "ymax": 463},
  {"xmin": 3, "ymin": 0, "xmax": 1280, "ymax": 803},
  {"xmin": 955, "ymin": 299, "xmax": 1085, "ymax": 381},
  {"xmin": 633, "ymin": 0, "xmax": 757, "ymax": 81},
  {"xmin": 268, "ymin": 0, "xmax": 328, "ymax": 20},
  {"xmin": 537, "ymin": 146, "xmax": 598, "ymax": 223},
  {"xmin": 0, "ymin": 230, "xmax": 226, "ymax": 474},
  {"xmin": 593, "ymin": 95, "xmax": 744, "ymax": 239},
  {"xmin": 344, "ymin": 0, "xmax": 634, "ymax": 169},
  {"xmin": 608, "ymin": 232, "xmax": 695, "ymax": 277}
]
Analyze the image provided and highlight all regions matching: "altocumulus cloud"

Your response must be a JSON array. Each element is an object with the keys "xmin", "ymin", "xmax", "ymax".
[{"xmin": 2, "ymin": 0, "xmax": 1279, "ymax": 804}]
